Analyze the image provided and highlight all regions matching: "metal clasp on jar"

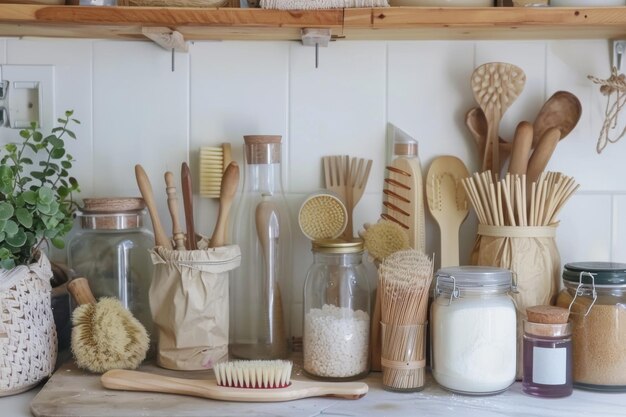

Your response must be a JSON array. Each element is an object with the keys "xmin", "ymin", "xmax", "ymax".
[
  {"xmin": 435, "ymin": 274, "xmax": 460, "ymax": 306},
  {"xmin": 568, "ymin": 271, "xmax": 598, "ymax": 317}
]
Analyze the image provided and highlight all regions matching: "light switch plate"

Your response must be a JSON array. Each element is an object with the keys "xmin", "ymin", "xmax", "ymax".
[{"xmin": 0, "ymin": 65, "xmax": 55, "ymax": 129}]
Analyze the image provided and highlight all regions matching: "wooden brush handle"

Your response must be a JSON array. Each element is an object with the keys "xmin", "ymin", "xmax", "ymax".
[
  {"xmin": 527, "ymin": 127, "xmax": 561, "ymax": 184},
  {"xmin": 181, "ymin": 162, "xmax": 197, "ymax": 250},
  {"xmin": 209, "ymin": 161, "xmax": 239, "ymax": 248},
  {"xmin": 68, "ymin": 277, "xmax": 97, "ymax": 306},
  {"xmin": 102, "ymin": 369, "xmax": 368, "ymax": 402},
  {"xmin": 135, "ymin": 165, "xmax": 172, "ymax": 249},
  {"xmin": 508, "ymin": 121, "xmax": 533, "ymax": 176},
  {"xmin": 164, "ymin": 172, "xmax": 185, "ymax": 251}
]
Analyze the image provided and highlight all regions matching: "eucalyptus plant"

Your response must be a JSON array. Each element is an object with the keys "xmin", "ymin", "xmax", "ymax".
[{"xmin": 0, "ymin": 111, "xmax": 80, "ymax": 269}]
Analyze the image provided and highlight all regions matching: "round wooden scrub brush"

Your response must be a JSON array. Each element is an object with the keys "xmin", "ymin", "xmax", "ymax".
[
  {"xmin": 359, "ymin": 220, "xmax": 410, "ymax": 263},
  {"xmin": 68, "ymin": 277, "xmax": 149, "ymax": 374},
  {"xmin": 298, "ymin": 192, "xmax": 347, "ymax": 240}
]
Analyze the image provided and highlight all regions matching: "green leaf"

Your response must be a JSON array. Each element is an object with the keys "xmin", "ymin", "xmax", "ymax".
[
  {"xmin": 58, "ymin": 186, "xmax": 69, "ymax": 198},
  {"xmin": 19, "ymin": 130, "xmax": 30, "ymax": 139},
  {"xmin": 0, "ymin": 202, "xmax": 14, "ymax": 220},
  {"xmin": 49, "ymin": 137, "xmax": 64, "ymax": 149},
  {"xmin": 6, "ymin": 229, "xmax": 27, "ymax": 247},
  {"xmin": 51, "ymin": 127, "xmax": 63, "ymax": 133},
  {"xmin": 20, "ymin": 158, "xmax": 33, "ymax": 165},
  {"xmin": 66, "ymin": 130, "xmax": 76, "ymax": 139},
  {"xmin": 38, "ymin": 187, "xmax": 54, "ymax": 204},
  {"xmin": 44, "ymin": 229, "xmax": 58, "ymax": 238},
  {"xmin": 65, "ymin": 110, "xmax": 74, "ymax": 117},
  {"xmin": 36, "ymin": 202, "xmax": 51, "ymax": 214},
  {"xmin": 25, "ymin": 142, "xmax": 38, "ymax": 153},
  {"xmin": 31, "ymin": 171, "xmax": 45, "ymax": 181},
  {"xmin": 0, "ymin": 232, "xmax": 5, "ymax": 242},
  {"xmin": 32, "ymin": 131, "xmax": 43, "ymax": 142},
  {"xmin": 21, "ymin": 191, "xmax": 37, "ymax": 205},
  {"xmin": 50, "ymin": 148, "xmax": 65, "ymax": 159},
  {"xmin": 0, "ymin": 258, "xmax": 15, "ymax": 270},
  {"xmin": 61, "ymin": 161, "xmax": 72, "ymax": 169},
  {"xmin": 71, "ymin": 118, "xmax": 81, "ymax": 124},
  {"xmin": 15, "ymin": 208, "xmax": 33, "ymax": 228},
  {"xmin": 51, "ymin": 236, "xmax": 65, "ymax": 249},
  {"xmin": 57, "ymin": 118, "xmax": 66, "ymax": 124},
  {"xmin": 69, "ymin": 177, "xmax": 79, "ymax": 188},
  {"xmin": 0, "ymin": 247, "xmax": 10, "ymax": 258},
  {"xmin": 0, "ymin": 220, "xmax": 6, "ymax": 232},
  {"xmin": 5, "ymin": 143, "xmax": 17, "ymax": 153},
  {"xmin": 4, "ymin": 220, "xmax": 18, "ymax": 236}
]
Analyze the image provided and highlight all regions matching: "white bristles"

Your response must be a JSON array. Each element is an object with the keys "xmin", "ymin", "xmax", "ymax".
[
  {"xmin": 214, "ymin": 360, "xmax": 293, "ymax": 388},
  {"xmin": 199, "ymin": 143, "xmax": 231, "ymax": 198}
]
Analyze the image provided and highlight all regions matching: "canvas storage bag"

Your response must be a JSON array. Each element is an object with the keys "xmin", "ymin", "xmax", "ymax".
[
  {"xmin": 470, "ymin": 224, "xmax": 561, "ymax": 378},
  {"xmin": 0, "ymin": 253, "xmax": 57, "ymax": 396},
  {"xmin": 150, "ymin": 244, "xmax": 240, "ymax": 371}
]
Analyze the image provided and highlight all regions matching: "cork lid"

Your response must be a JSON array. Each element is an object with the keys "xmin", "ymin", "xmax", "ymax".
[
  {"xmin": 82, "ymin": 197, "xmax": 145, "ymax": 213},
  {"xmin": 524, "ymin": 305, "xmax": 571, "ymax": 337},
  {"xmin": 244, "ymin": 135, "xmax": 282, "ymax": 164},
  {"xmin": 526, "ymin": 305, "xmax": 570, "ymax": 324}
]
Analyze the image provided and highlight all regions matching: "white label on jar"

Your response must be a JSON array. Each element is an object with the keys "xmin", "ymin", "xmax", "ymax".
[{"xmin": 532, "ymin": 346, "xmax": 566, "ymax": 385}]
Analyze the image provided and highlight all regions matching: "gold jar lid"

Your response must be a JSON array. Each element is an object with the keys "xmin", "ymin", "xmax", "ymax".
[{"xmin": 312, "ymin": 238, "xmax": 364, "ymax": 254}]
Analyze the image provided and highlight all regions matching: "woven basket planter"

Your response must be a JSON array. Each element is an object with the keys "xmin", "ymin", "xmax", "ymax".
[{"xmin": 0, "ymin": 253, "xmax": 57, "ymax": 396}]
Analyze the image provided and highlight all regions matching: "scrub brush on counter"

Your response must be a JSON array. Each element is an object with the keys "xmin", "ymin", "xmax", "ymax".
[
  {"xmin": 101, "ymin": 359, "xmax": 369, "ymax": 402},
  {"xmin": 359, "ymin": 219, "xmax": 410, "ymax": 372},
  {"xmin": 260, "ymin": 0, "xmax": 388, "ymax": 9},
  {"xmin": 199, "ymin": 143, "xmax": 232, "ymax": 199},
  {"xmin": 68, "ymin": 277, "xmax": 149, "ymax": 373}
]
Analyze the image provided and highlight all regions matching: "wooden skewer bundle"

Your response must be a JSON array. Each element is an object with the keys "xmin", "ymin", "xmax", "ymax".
[
  {"xmin": 378, "ymin": 250, "xmax": 433, "ymax": 391},
  {"xmin": 461, "ymin": 171, "xmax": 579, "ymax": 227}
]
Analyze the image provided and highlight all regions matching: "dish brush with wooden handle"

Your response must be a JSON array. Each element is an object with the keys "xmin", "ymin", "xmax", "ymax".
[
  {"xmin": 68, "ymin": 277, "xmax": 149, "ymax": 373},
  {"xmin": 102, "ymin": 360, "xmax": 368, "ymax": 402}
]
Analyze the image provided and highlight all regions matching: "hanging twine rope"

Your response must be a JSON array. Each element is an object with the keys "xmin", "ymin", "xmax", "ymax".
[{"xmin": 588, "ymin": 67, "xmax": 626, "ymax": 154}]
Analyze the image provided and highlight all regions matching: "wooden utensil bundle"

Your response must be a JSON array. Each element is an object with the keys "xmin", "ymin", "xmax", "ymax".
[
  {"xmin": 135, "ymin": 161, "xmax": 239, "ymax": 250},
  {"xmin": 322, "ymin": 155, "xmax": 373, "ymax": 240},
  {"xmin": 461, "ymin": 171, "xmax": 579, "ymax": 227}
]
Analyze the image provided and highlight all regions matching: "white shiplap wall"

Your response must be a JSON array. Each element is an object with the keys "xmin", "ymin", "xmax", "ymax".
[{"xmin": 0, "ymin": 38, "xmax": 619, "ymax": 336}]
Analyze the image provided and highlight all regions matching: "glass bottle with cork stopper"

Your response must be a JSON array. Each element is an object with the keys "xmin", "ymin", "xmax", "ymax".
[
  {"xmin": 522, "ymin": 305, "xmax": 573, "ymax": 398},
  {"xmin": 230, "ymin": 135, "xmax": 292, "ymax": 360}
]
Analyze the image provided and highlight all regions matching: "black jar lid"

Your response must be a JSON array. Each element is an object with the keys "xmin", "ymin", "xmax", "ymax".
[{"xmin": 563, "ymin": 262, "xmax": 626, "ymax": 286}]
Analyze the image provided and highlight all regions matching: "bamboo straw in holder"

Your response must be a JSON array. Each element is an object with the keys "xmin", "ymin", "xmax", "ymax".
[{"xmin": 378, "ymin": 250, "xmax": 433, "ymax": 392}]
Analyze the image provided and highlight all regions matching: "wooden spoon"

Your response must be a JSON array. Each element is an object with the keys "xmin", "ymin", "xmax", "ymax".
[
  {"xmin": 209, "ymin": 161, "xmax": 240, "ymax": 248},
  {"xmin": 533, "ymin": 91, "xmax": 582, "ymax": 148},
  {"xmin": 508, "ymin": 121, "xmax": 534, "ymax": 176},
  {"xmin": 135, "ymin": 164, "xmax": 172, "ymax": 249},
  {"xmin": 465, "ymin": 107, "xmax": 511, "ymax": 172},
  {"xmin": 472, "ymin": 63, "xmax": 526, "ymax": 173},
  {"xmin": 527, "ymin": 127, "xmax": 561, "ymax": 185},
  {"xmin": 426, "ymin": 156, "xmax": 470, "ymax": 268},
  {"xmin": 181, "ymin": 162, "xmax": 197, "ymax": 250}
]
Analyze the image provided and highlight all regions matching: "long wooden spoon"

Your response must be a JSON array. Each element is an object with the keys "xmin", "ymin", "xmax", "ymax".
[
  {"xmin": 533, "ymin": 91, "xmax": 582, "ymax": 148},
  {"xmin": 472, "ymin": 63, "xmax": 526, "ymax": 173},
  {"xmin": 209, "ymin": 161, "xmax": 239, "ymax": 248},
  {"xmin": 181, "ymin": 162, "xmax": 197, "ymax": 250},
  {"xmin": 135, "ymin": 164, "xmax": 171, "ymax": 249},
  {"xmin": 527, "ymin": 127, "xmax": 561, "ymax": 185},
  {"xmin": 465, "ymin": 107, "xmax": 511, "ymax": 172}
]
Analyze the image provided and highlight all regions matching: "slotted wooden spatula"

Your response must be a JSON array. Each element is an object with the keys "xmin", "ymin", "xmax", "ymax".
[{"xmin": 426, "ymin": 156, "xmax": 470, "ymax": 268}]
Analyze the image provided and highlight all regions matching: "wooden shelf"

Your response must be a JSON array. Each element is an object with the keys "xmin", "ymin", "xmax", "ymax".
[{"xmin": 0, "ymin": 5, "xmax": 625, "ymax": 41}]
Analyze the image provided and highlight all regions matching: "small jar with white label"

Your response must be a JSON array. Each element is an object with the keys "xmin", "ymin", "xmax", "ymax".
[{"xmin": 522, "ymin": 306, "xmax": 573, "ymax": 398}]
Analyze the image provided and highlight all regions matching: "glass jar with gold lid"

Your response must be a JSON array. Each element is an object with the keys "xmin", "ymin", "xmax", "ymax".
[{"xmin": 303, "ymin": 239, "xmax": 370, "ymax": 380}]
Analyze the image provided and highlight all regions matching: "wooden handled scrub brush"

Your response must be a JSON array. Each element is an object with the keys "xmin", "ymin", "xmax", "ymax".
[
  {"xmin": 68, "ymin": 277, "xmax": 149, "ymax": 373},
  {"xmin": 102, "ymin": 359, "xmax": 368, "ymax": 402}
]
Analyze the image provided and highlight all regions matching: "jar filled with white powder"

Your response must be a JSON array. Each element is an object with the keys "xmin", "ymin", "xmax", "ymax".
[
  {"xmin": 303, "ymin": 239, "xmax": 370, "ymax": 380},
  {"xmin": 431, "ymin": 266, "xmax": 516, "ymax": 395}
]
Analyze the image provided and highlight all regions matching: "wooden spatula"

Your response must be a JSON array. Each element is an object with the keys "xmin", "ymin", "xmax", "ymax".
[
  {"xmin": 135, "ymin": 164, "xmax": 171, "ymax": 249},
  {"xmin": 426, "ymin": 156, "xmax": 470, "ymax": 268},
  {"xmin": 343, "ymin": 157, "xmax": 372, "ymax": 240}
]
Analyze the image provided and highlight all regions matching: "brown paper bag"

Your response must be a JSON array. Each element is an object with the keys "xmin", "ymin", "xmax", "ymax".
[
  {"xmin": 470, "ymin": 224, "xmax": 561, "ymax": 379},
  {"xmin": 149, "ymin": 244, "xmax": 240, "ymax": 371}
]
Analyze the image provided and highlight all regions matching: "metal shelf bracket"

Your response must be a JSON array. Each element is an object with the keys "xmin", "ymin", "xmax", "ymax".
[{"xmin": 301, "ymin": 28, "xmax": 331, "ymax": 69}]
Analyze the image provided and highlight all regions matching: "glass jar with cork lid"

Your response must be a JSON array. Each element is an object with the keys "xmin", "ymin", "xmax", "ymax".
[
  {"xmin": 556, "ymin": 262, "xmax": 626, "ymax": 392},
  {"xmin": 303, "ymin": 239, "xmax": 370, "ymax": 381},
  {"xmin": 68, "ymin": 197, "xmax": 154, "ymax": 343}
]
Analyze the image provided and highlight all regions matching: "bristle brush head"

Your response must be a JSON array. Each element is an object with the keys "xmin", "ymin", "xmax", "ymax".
[
  {"xmin": 362, "ymin": 220, "xmax": 410, "ymax": 262},
  {"xmin": 214, "ymin": 360, "xmax": 293, "ymax": 389}
]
